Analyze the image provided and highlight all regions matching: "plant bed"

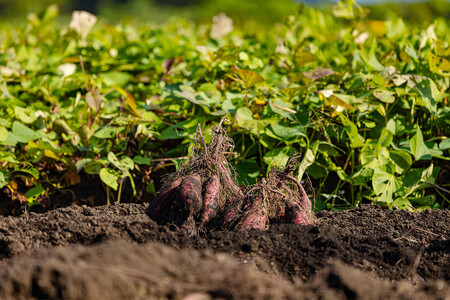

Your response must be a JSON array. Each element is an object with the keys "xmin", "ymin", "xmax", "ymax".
[{"xmin": 0, "ymin": 203, "xmax": 448, "ymax": 299}]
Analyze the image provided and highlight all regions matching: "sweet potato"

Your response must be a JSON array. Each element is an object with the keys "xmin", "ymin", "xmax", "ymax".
[
  {"xmin": 284, "ymin": 199, "xmax": 307, "ymax": 225},
  {"xmin": 146, "ymin": 177, "xmax": 183, "ymax": 221},
  {"xmin": 298, "ymin": 182, "xmax": 312, "ymax": 214},
  {"xmin": 178, "ymin": 173, "xmax": 203, "ymax": 217},
  {"xmin": 236, "ymin": 199, "xmax": 267, "ymax": 231},
  {"xmin": 222, "ymin": 196, "xmax": 245, "ymax": 226},
  {"xmin": 201, "ymin": 175, "xmax": 220, "ymax": 224}
]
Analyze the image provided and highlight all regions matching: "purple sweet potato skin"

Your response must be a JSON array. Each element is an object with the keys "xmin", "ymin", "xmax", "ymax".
[
  {"xmin": 222, "ymin": 197, "xmax": 245, "ymax": 226},
  {"xmin": 201, "ymin": 175, "xmax": 220, "ymax": 224},
  {"xmin": 146, "ymin": 177, "xmax": 183, "ymax": 221},
  {"xmin": 236, "ymin": 199, "xmax": 267, "ymax": 231},
  {"xmin": 178, "ymin": 173, "xmax": 203, "ymax": 217},
  {"xmin": 284, "ymin": 200, "xmax": 308, "ymax": 225},
  {"xmin": 298, "ymin": 183, "xmax": 312, "ymax": 217}
]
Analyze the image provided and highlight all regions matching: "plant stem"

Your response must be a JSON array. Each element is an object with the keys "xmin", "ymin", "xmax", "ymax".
[
  {"xmin": 106, "ymin": 186, "xmax": 110, "ymax": 205},
  {"xmin": 245, "ymin": 88, "xmax": 249, "ymax": 108},
  {"xmin": 117, "ymin": 177, "xmax": 124, "ymax": 203}
]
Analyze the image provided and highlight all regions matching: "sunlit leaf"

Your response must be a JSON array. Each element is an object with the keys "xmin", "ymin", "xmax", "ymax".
[
  {"xmin": 303, "ymin": 68, "xmax": 334, "ymax": 80},
  {"xmin": 439, "ymin": 138, "xmax": 450, "ymax": 150},
  {"xmin": 340, "ymin": 115, "xmax": 364, "ymax": 148},
  {"xmin": 102, "ymin": 71, "xmax": 132, "ymax": 86},
  {"xmin": 410, "ymin": 126, "xmax": 431, "ymax": 161},
  {"xmin": 263, "ymin": 147, "xmax": 296, "ymax": 168},
  {"xmin": 326, "ymin": 95, "xmax": 355, "ymax": 110},
  {"xmin": 0, "ymin": 127, "xmax": 8, "ymax": 142},
  {"xmin": 94, "ymin": 126, "xmax": 124, "ymax": 139},
  {"xmin": 298, "ymin": 146, "xmax": 317, "ymax": 181},
  {"xmin": 125, "ymin": 92, "xmax": 140, "ymax": 117},
  {"xmin": 428, "ymin": 51, "xmax": 450, "ymax": 77},
  {"xmin": 99, "ymin": 167, "xmax": 119, "ymax": 191},
  {"xmin": 25, "ymin": 185, "xmax": 45, "ymax": 202},
  {"xmin": 373, "ymin": 89, "xmax": 395, "ymax": 103},
  {"xmin": 227, "ymin": 66, "xmax": 264, "ymax": 89},
  {"xmin": 85, "ymin": 88, "xmax": 102, "ymax": 112},
  {"xmin": 11, "ymin": 121, "xmax": 39, "ymax": 143}
]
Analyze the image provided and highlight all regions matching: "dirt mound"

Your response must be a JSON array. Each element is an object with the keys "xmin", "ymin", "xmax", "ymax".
[
  {"xmin": 0, "ymin": 240, "xmax": 447, "ymax": 300},
  {"xmin": 0, "ymin": 203, "xmax": 448, "ymax": 299},
  {"xmin": 0, "ymin": 240, "xmax": 299, "ymax": 300}
]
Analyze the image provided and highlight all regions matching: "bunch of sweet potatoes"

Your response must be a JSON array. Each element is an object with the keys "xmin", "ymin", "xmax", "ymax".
[{"xmin": 146, "ymin": 121, "xmax": 313, "ymax": 235}]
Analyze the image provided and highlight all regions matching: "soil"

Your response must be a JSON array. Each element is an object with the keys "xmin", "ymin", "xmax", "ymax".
[{"xmin": 0, "ymin": 203, "xmax": 448, "ymax": 299}]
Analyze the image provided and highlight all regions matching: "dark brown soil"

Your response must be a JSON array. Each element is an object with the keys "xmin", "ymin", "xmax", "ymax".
[{"xmin": 0, "ymin": 203, "xmax": 448, "ymax": 299}]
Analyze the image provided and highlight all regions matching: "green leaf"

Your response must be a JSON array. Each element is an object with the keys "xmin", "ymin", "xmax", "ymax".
[
  {"xmin": 392, "ymin": 198, "xmax": 413, "ymax": 210},
  {"xmin": 378, "ymin": 129, "xmax": 393, "ymax": 148},
  {"xmin": 303, "ymin": 68, "xmax": 334, "ymax": 80},
  {"xmin": 94, "ymin": 126, "xmax": 124, "ymax": 139},
  {"xmin": 372, "ymin": 166, "xmax": 402, "ymax": 203},
  {"xmin": 360, "ymin": 51, "xmax": 384, "ymax": 72},
  {"xmin": 269, "ymin": 123, "xmax": 306, "ymax": 140},
  {"xmin": 84, "ymin": 161, "xmax": 105, "ymax": 175},
  {"xmin": 373, "ymin": 89, "xmax": 395, "ymax": 103},
  {"xmin": 107, "ymin": 152, "xmax": 122, "ymax": 170},
  {"xmin": 99, "ymin": 167, "xmax": 119, "ymax": 191},
  {"xmin": 389, "ymin": 150, "xmax": 412, "ymax": 173},
  {"xmin": 1, "ymin": 80, "xmax": 14, "ymax": 99},
  {"xmin": 405, "ymin": 45, "xmax": 418, "ymax": 60},
  {"xmin": 76, "ymin": 158, "xmax": 94, "ymax": 173},
  {"xmin": 101, "ymin": 71, "xmax": 132, "ymax": 86},
  {"xmin": 11, "ymin": 121, "xmax": 39, "ymax": 143},
  {"xmin": 236, "ymin": 107, "xmax": 273, "ymax": 136},
  {"xmin": 14, "ymin": 107, "xmax": 37, "ymax": 124},
  {"xmin": 0, "ymin": 127, "xmax": 8, "ymax": 142},
  {"xmin": 298, "ymin": 147, "xmax": 317, "ymax": 181},
  {"xmin": 385, "ymin": 18, "xmax": 408, "ymax": 40},
  {"xmin": 159, "ymin": 118, "xmax": 201, "ymax": 140},
  {"xmin": 0, "ymin": 171, "xmax": 8, "ymax": 189},
  {"xmin": 232, "ymin": 159, "xmax": 260, "ymax": 185},
  {"xmin": 340, "ymin": 115, "xmax": 364, "ymax": 148},
  {"xmin": 24, "ymin": 184, "xmax": 45, "ymax": 200},
  {"xmin": 85, "ymin": 89, "xmax": 102, "ymax": 112},
  {"xmin": 269, "ymin": 98, "xmax": 296, "ymax": 120},
  {"xmin": 227, "ymin": 66, "xmax": 264, "ymax": 89},
  {"xmin": 306, "ymin": 163, "xmax": 327, "ymax": 179},
  {"xmin": 120, "ymin": 156, "xmax": 134, "ymax": 171},
  {"xmin": 439, "ymin": 138, "xmax": 450, "ymax": 150},
  {"xmin": 408, "ymin": 195, "xmax": 435, "ymax": 206},
  {"xmin": 133, "ymin": 155, "xmax": 151, "ymax": 165},
  {"xmin": 263, "ymin": 147, "xmax": 296, "ymax": 168},
  {"xmin": 410, "ymin": 126, "xmax": 431, "ymax": 160}
]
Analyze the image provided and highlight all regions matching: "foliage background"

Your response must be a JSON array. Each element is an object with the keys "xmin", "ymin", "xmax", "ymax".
[{"xmin": 0, "ymin": 0, "xmax": 449, "ymax": 214}]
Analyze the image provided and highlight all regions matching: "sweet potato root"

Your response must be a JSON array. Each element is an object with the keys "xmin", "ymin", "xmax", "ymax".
[
  {"xmin": 146, "ymin": 177, "xmax": 183, "ymax": 222},
  {"xmin": 222, "ymin": 197, "xmax": 245, "ymax": 227},
  {"xmin": 178, "ymin": 173, "xmax": 203, "ymax": 217},
  {"xmin": 201, "ymin": 175, "xmax": 220, "ymax": 224},
  {"xmin": 298, "ymin": 181, "xmax": 312, "ymax": 216},
  {"xmin": 284, "ymin": 199, "xmax": 307, "ymax": 225},
  {"xmin": 236, "ymin": 198, "xmax": 267, "ymax": 231}
]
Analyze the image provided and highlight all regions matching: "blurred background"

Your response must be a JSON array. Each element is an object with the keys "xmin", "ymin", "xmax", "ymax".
[{"xmin": 0, "ymin": 0, "xmax": 449, "ymax": 26}]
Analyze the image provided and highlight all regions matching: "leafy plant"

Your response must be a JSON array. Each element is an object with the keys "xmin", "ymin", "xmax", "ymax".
[{"xmin": 0, "ymin": 1, "xmax": 448, "ymax": 214}]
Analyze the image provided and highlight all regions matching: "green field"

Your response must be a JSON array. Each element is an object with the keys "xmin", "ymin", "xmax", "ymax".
[{"xmin": 0, "ymin": 0, "xmax": 449, "ymax": 213}]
